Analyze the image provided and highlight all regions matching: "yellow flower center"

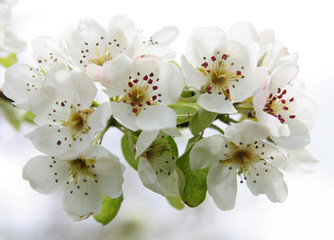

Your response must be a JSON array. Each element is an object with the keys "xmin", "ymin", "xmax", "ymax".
[{"xmin": 61, "ymin": 109, "xmax": 93, "ymax": 137}]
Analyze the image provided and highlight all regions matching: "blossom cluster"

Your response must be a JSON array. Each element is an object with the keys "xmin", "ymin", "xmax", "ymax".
[{"xmin": 2, "ymin": 16, "xmax": 318, "ymax": 222}]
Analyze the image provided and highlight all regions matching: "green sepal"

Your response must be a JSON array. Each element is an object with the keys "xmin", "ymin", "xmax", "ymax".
[
  {"xmin": 176, "ymin": 135, "xmax": 209, "ymax": 207},
  {"xmin": 94, "ymin": 195, "xmax": 123, "ymax": 225},
  {"xmin": 189, "ymin": 107, "xmax": 217, "ymax": 136},
  {"xmin": 169, "ymin": 102, "xmax": 198, "ymax": 124},
  {"xmin": 121, "ymin": 130, "xmax": 141, "ymax": 170},
  {"xmin": 0, "ymin": 53, "xmax": 17, "ymax": 68},
  {"xmin": 166, "ymin": 195, "xmax": 185, "ymax": 210}
]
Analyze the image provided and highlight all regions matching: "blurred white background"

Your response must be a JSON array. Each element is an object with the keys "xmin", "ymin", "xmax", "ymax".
[{"xmin": 0, "ymin": 0, "xmax": 333, "ymax": 239}]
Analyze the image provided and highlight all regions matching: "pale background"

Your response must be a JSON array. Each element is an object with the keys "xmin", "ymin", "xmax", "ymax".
[{"xmin": 0, "ymin": 0, "xmax": 333, "ymax": 239}]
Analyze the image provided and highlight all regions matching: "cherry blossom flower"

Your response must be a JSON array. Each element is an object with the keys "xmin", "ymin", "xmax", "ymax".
[
  {"xmin": 101, "ymin": 54, "xmax": 183, "ymax": 131},
  {"xmin": 3, "ymin": 36, "xmax": 67, "ymax": 110},
  {"xmin": 25, "ymin": 71, "xmax": 110, "ymax": 157},
  {"xmin": 253, "ymin": 63, "xmax": 317, "ymax": 150},
  {"xmin": 190, "ymin": 122, "xmax": 288, "ymax": 210},
  {"xmin": 181, "ymin": 27, "xmax": 267, "ymax": 114},
  {"xmin": 23, "ymin": 145, "xmax": 125, "ymax": 220},
  {"xmin": 135, "ymin": 131, "xmax": 180, "ymax": 197}
]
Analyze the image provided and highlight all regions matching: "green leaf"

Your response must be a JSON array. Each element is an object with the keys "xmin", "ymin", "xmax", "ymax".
[
  {"xmin": 169, "ymin": 103, "xmax": 198, "ymax": 124},
  {"xmin": 176, "ymin": 135, "xmax": 209, "ymax": 207},
  {"xmin": 189, "ymin": 107, "xmax": 217, "ymax": 135},
  {"xmin": 0, "ymin": 53, "xmax": 17, "ymax": 68},
  {"xmin": 94, "ymin": 195, "xmax": 123, "ymax": 225},
  {"xmin": 0, "ymin": 98, "xmax": 24, "ymax": 130},
  {"xmin": 121, "ymin": 130, "xmax": 140, "ymax": 170},
  {"xmin": 166, "ymin": 195, "xmax": 185, "ymax": 210}
]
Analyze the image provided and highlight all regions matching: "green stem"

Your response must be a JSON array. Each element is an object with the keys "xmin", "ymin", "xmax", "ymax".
[{"xmin": 209, "ymin": 124, "xmax": 225, "ymax": 135}]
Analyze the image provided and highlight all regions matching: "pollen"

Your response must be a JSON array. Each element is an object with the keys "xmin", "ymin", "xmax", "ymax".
[{"xmin": 61, "ymin": 108, "xmax": 93, "ymax": 137}]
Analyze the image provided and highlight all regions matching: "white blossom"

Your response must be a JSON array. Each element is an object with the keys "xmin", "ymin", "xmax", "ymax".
[
  {"xmin": 190, "ymin": 122, "xmax": 288, "ymax": 210},
  {"xmin": 3, "ymin": 36, "xmax": 67, "ymax": 110},
  {"xmin": 181, "ymin": 27, "xmax": 267, "ymax": 114},
  {"xmin": 23, "ymin": 145, "xmax": 125, "ymax": 220},
  {"xmin": 101, "ymin": 54, "xmax": 183, "ymax": 131},
  {"xmin": 25, "ymin": 71, "xmax": 110, "ymax": 157}
]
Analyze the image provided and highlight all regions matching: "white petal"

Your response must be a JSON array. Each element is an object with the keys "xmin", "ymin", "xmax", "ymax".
[
  {"xmin": 197, "ymin": 93, "xmax": 237, "ymax": 114},
  {"xmin": 256, "ymin": 111, "xmax": 290, "ymax": 137},
  {"xmin": 138, "ymin": 157, "xmax": 163, "ymax": 194},
  {"xmin": 94, "ymin": 157, "xmax": 125, "ymax": 199},
  {"xmin": 63, "ymin": 179, "xmax": 102, "ymax": 220},
  {"xmin": 156, "ymin": 62, "xmax": 183, "ymax": 105},
  {"xmin": 110, "ymin": 102, "xmax": 138, "ymax": 131},
  {"xmin": 224, "ymin": 122, "xmax": 270, "ymax": 144},
  {"xmin": 108, "ymin": 14, "xmax": 137, "ymax": 47},
  {"xmin": 187, "ymin": 27, "xmax": 226, "ymax": 66},
  {"xmin": 2, "ymin": 30, "xmax": 26, "ymax": 52},
  {"xmin": 269, "ymin": 63, "xmax": 299, "ymax": 91},
  {"xmin": 54, "ymin": 71, "xmax": 97, "ymax": 108},
  {"xmin": 181, "ymin": 54, "xmax": 206, "ymax": 90},
  {"xmin": 246, "ymin": 164, "xmax": 288, "ymax": 202},
  {"xmin": 100, "ymin": 54, "xmax": 132, "ymax": 97},
  {"xmin": 229, "ymin": 22, "xmax": 260, "ymax": 42},
  {"xmin": 22, "ymin": 155, "xmax": 69, "ymax": 194},
  {"xmin": 136, "ymin": 130, "xmax": 159, "ymax": 158},
  {"xmin": 287, "ymin": 148, "xmax": 319, "ymax": 173},
  {"xmin": 150, "ymin": 26, "xmax": 179, "ymax": 46},
  {"xmin": 3, "ymin": 64, "xmax": 43, "ymax": 110},
  {"xmin": 87, "ymin": 102, "xmax": 111, "ymax": 133},
  {"xmin": 207, "ymin": 164, "xmax": 238, "ymax": 210},
  {"xmin": 293, "ymin": 95, "xmax": 318, "ymax": 130},
  {"xmin": 271, "ymin": 118, "xmax": 310, "ymax": 150},
  {"xmin": 190, "ymin": 135, "xmax": 226, "ymax": 170},
  {"xmin": 162, "ymin": 127, "xmax": 182, "ymax": 137},
  {"xmin": 136, "ymin": 105, "xmax": 177, "ymax": 131},
  {"xmin": 230, "ymin": 67, "xmax": 268, "ymax": 103}
]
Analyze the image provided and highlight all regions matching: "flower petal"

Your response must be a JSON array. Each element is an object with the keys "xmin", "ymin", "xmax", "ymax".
[
  {"xmin": 22, "ymin": 155, "xmax": 69, "ymax": 194},
  {"xmin": 181, "ymin": 54, "xmax": 206, "ymax": 90},
  {"xmin": 135, "ymin": 105, "xmax": 177, "ymax": 131},
  {"xmin": 207, "ymin": 164, "xmax": 238, "ymax": 210},
  {"xmin": 197, "ymin": 93, "xmax": 237, "ymax": 114},
  {"xmin": 110, "ymin": 102, "xmax": 137, "ymax": 131},
  {"xmin": 190, "ymin": 135, "xmax": 226, "ymax": 170},
  {"xmin": 246, "ymin": 163, "xmax": 288, "ymax": 203},
  {"xmin": 63, "ymin": 179, "xmax": 102, "ymax": 220},
  {"xmin": 136, "ymin": 130, "xmax": 159, "ymax": 158},
  {"xmin": 150, "ymin": 26, "xmax": 179, "ymax": 46}
]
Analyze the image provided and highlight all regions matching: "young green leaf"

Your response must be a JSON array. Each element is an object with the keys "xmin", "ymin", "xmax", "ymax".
[
  {"xmin": 176, "ymin": 135, "xmax": 209, "ymax": 207},
  {"xmin": 166, "ymin": 195, "xmax": 185, "ymax": 210},
  {"xmin": 121, "ymin": 130, "xmax": 140, "ymax": 170},
  {"xmin": 169, "ymin": 103, "xmax": 198, "ymax": 124},
  {"xmin": 94, "ymin": 195, "xmax": 123, "ymax": 225},
  {"xmin": 189, "ymin": 107, "xmax": 217, "ymax": 135},
  {"xmin": 0, "ymin": 53, "xmax": 17, "ymax": 68}
]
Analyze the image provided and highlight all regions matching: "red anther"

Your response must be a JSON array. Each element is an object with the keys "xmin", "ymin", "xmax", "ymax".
[
  {"xmin": 289, "ymin": 115, "xmax": 296, "ymax": 119},
  {"xmin": 61, "ymin": 102, "xmax": 65, "ymax": 107},
  {"xmin": 138, "ymin": 103, "xmax": 143, "ymax": 107},
  {"xmin": 283, "ymin": 106, "xmax": 289, "ymax": 110},
  {"xmin": 236, "ymin": 71, "xmax": 241, "ymax": 75},
  {"xmin": 146, "ymin": 101, "xmax": 151, "ymax": 105},
  {"xmin": 152, "ymin": 95, "xmax": 157, "ymax": 100},
  {"xmin": 280, "ymin": 118, "xmax": 285, "ymax": 124},
  {"xmin": 211, "ymin": 56, "xmax": 216, "ymax": 61},
  {"xmin": 133, "ymin": 79, "xmax": 139, "ymax": 83},
  {"xmin": 202, "ymin": 62, "xmax": 208, "ymax": 68},
  {"xmin": 148, "ymin": 79, "xmax": 153, "ymax": 84},
  {"xmin": 132, "ymin": 108, "xmax": 138, "ymax": 113},
  {"xmin": 225, "ymin": 89, "xmax": 230, "ymax": 94},
  {"xmin": 206, "ymin": 86, "xmax": 212, "ymax": 91},
  {"xmin": 277, "ymin": 88, "xmax": 281, "ymax": 93},
  {"xmin": 278, "ymin": 114, "xmax": 282, "ymax": 118},
  {"xmin": 282, "ymin": 89, "xmax": 287, "ymax": 95},
  {"xmin": 269, "ymin": 93, "xmax": 273, "ymax": 99},
  {"xmin": 143, "ymin": 75, "xmax": 148, "ymax": 80},
  {"xmin": 281, "ymin": 99, "xmax": 286, "ymax": 104},
  {"xmin": 222, "ymin": 54, "xmax": 227, "ymax": 60},
  {"xmin": 130, "ymin": 101, "xmax": 136, "ymax": 106},
  {"xmin": 290, "ymin": 97, "xmax": 294, "ymax": 102},
  {"xmin": 278, "ymin": 94, "xmax": 283, "ymax": 99},
  {"xmin": 128, "ymin": 82, "xmax": 133, "ymax": 87},
  {"xmin": 128, "ymin": 93, "xmax": 132, "ymax": 97},
  {"xmin": 152, "ymin": 86, "xmax": 158, "ymax": 90},
  {"xmin": 272, "ymin": 97, "xmax": 277, "ymax": 101}
]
